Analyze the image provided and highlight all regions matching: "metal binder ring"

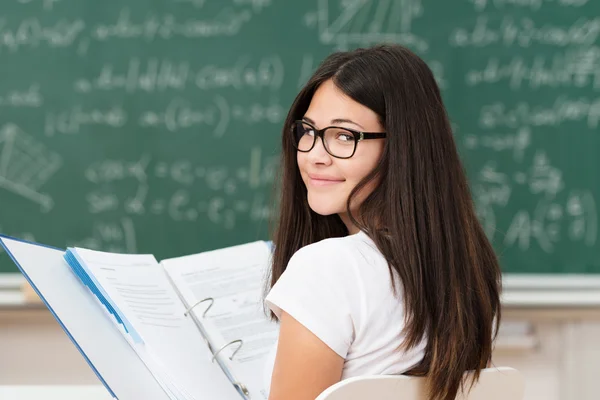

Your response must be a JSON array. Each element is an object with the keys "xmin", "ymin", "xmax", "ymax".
[
  {"xmin": 234, "ymin": 382, "xmax": 250, "ymax": 397},
  {"xmin": 211, "ymin": 339, "xmax": 244, "ymax": 363},
  {"xmin": 183, "ymin": 297, "xmax": 214, "ymax": 317}
]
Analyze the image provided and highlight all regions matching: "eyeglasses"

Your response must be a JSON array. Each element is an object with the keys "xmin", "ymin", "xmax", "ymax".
[{"xmin": 292, "ymin": 120, "xmax": 386, "ymax": 159}]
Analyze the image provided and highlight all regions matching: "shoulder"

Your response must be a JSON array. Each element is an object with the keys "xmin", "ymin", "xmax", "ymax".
[
  {"xmin": 268, "ymin": 233, "xmax": 377, "ymax": 301},
  {"xmin": 279, "ymin": 237, "xmax": 353, "ymax": 290},
  {"xmin": 276, "ymin": 232, "xmax": 395, "ymax": 302},
  {"xmin": 288, "ymin": 235, "xmax": 352, "ymax": 265},
  {"xmin": 287, "ymin": 231, "xmax": 381, "ymax": 273}
]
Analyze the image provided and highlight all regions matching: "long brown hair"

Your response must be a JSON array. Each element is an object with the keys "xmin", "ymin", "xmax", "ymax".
[{"xmin": 268, "ymin": 44, "xmax": 502, "ymax": 400}]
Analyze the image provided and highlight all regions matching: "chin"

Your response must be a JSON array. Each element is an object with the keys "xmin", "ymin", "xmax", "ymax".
[
  {"xmin": 306, "ymin": 195, "xmax": 344, "ymax": 216},
  {"xmin": 308, "ymin": 206, "xmax": 338, "ymax": 216}
]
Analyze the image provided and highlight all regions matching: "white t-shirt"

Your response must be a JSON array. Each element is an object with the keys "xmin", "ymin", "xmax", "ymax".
[{"xmin": 263, "ymin": 230, "xmax": 426, "ymax": 392}]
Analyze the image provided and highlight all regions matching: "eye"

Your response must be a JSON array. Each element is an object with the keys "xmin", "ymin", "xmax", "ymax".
[
  {"xmin": 337, "ymin": 132, "xmax": 353, "ymax": 142},
  {"xmin": 330, "ymin": 128, "xmax": 354, "ymax": 142},
  {"xmin": 300, "ymin": 122, "xmax": 315, "ymax": 136}
]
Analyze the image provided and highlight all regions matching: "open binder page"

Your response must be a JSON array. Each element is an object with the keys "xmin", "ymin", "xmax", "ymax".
[
  {"xmin": 72, "ymin": 248, "xmax": 242, "ymax": 400},
  {"xmin": 162, "ymin": 241, "xmax": 279, "ymax": 400},
  {"xmin": 65, "ymin": 249, "xmax": 188, "ymax": 400},
  {"xmin": 0, "ymin": 236, "xmax": 169, "ymax": 400}
]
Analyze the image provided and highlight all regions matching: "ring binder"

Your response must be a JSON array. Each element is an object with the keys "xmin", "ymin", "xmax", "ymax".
[
  {"xmin": 211, "ymin": 340, "xmax": 249, "ymax": 398},
  {"xmin": 5, "ymin": 235, "xmax": 274, "ymax": 400},
  {"xmin": 183, "ymin": 297, "xmax": 214, "ymax": 317},
  {"xmin": 182, "ymin": 298, "xmax": 251, "ymax": 398},
  {"xmin": 213, "ymin": 338, "xmax": 249, "ymax": 398},
  {"xmin": 233, "ymin": 382, "xmax": 250, "ymax": 398},
  {"xmin": 211, "ymin": 339, "xmax": 244, "ymax": 363}
]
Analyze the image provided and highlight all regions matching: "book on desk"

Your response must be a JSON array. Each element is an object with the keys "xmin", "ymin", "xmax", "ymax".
[{"xmin": 0, "ymin": 234, "xmax": 278, "ymax": 400}]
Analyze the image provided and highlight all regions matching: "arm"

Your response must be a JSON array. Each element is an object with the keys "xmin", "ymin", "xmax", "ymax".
[{"xmin": 268, "ymin": 311, "xmax": 344, "ymax": 400}]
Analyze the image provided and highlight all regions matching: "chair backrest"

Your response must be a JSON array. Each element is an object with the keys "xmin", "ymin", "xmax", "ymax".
[{"xmin": 315, "ymin": 367, "xmax": 524, "ymax": 400}]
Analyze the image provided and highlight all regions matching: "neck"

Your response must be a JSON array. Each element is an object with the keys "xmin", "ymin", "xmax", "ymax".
[{"xmin": 338, "ymin": 212, "xmax": 360, "ymax": 235}]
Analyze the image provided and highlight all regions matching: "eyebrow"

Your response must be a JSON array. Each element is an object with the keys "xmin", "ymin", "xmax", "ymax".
[{"xmin": 302, "ymin": 116, "xmax": 365, "ymax": 130}]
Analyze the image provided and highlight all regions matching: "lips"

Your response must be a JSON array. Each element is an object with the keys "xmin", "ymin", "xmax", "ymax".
[{"xmin": 307, "ymin": 174, "xmax": 345, "ymax": 186}]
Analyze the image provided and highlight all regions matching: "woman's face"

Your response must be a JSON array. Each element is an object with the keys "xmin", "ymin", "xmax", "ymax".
[{"xmin": 297, "ymin": 79, "xmax": 385, "ymax": 233}]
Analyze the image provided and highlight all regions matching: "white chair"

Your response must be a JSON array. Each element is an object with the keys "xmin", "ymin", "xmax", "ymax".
[{"xmin": 316, "ymin": 367, "xmax": 524, "ymax": 400}]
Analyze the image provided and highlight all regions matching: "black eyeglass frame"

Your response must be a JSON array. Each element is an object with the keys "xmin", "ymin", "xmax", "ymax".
[{"xmin": 292, "ymin": 120, "xmax": 387, "ymax": 159}]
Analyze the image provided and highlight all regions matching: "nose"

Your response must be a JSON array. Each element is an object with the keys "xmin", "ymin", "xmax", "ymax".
[{"xmin": 306, "ymin": 135, "xmax": 332, "ymax": 165}]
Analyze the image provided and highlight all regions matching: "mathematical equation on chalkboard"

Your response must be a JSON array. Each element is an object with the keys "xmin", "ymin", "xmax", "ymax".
[{"xmin": 0, "ymin": 0, "xmax": 597, "ymax": 268}]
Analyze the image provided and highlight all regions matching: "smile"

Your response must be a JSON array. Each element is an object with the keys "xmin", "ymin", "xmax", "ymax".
[{"xmin": 308, "ymin": 178, "xmax": 345, "ymax": 186}]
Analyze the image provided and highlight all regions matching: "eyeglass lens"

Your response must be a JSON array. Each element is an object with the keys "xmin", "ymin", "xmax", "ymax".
[{"xmin": 293, "ymin": 121, "xmax": 356, "ymax": 158}]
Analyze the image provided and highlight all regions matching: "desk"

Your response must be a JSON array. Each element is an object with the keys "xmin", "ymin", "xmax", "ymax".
[{"xmin": 0, "ymin": 386, "xmax": 112, "ymax": 400}]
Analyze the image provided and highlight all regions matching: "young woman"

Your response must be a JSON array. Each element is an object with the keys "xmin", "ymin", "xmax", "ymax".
[{"xmin": 263, "ymin": 44, "xmax": 502, "ymax": 400}]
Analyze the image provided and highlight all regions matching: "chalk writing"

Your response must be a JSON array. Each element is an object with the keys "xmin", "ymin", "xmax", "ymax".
[
  {"xmin": 0, "ymin": 84, "xmax": 42, "ymax": 108},
  {"xmin": 0, "ymin": 17, "xmax": 85, "ymax": 52},
  {"xmin": 45, "ymin": 105, "xmax": 127, "ymax": 136},
  {"xmin": 230, "ymin": 99, "xmax": 284, "ymax": 124},
  {"xmin": 428, "ymin": 60, "xmax": 448, "ymax": 89},
  {"xmin": 194, "ymin": 56, "xmax": 284, "ymax": 91},
  {"xmin": 73, "ymin": 56, "xmax": 284, "ymax": 93},
  {"xmin": 139, "ymin": 98, "xmax": 221, "ymax": 135},
  {"xmin": 479, "ymin": 97, "xmax": 600, "ymax": 130},
  {"xmin": 86, "ymin": 186, "xmax": 274, "ymax": 230},
  {"xmin": 74, "ymin": 59, "xmax": 190, "ymax": 94},
  {"xmin": 450, "ymin": 16, "xmax": 600, "ymax": 48},
  {"xmin": 16, "ymin": 0, "xmax": 62, "ymax": 10},
  {"xmin": 172, "ymin": 0, "xmax": 207, "ymax": 7},
  {"xmin": 527, "ymin": 151, "xmax": 564, "ymax": 198},
  {"xmin": 91, "ymin": 8, "xmax": 253, "ymax": 42},
  {"xmin": 458, "ymin": 0, "xmax": 599, "ymax": 260},
  {"xmin": 473, "ymin": 162, "xmax": 513, "ymax": 208},
  {"xmin": 465, "ymin": 49, "xmax": 600, "ymax": 90},
  {"xmin": 468, "ymin": 0, "xmax": 589, "ymax": 12},
  {"xmin": 138, "ymin": 97, "xmax": 283, "ymax": 136},
  {"xmin": 83, "ymin": 147, "xmax": 277, "ymax": 229},
  {"xmin": 472, "ymin": 146, "xmax": 596, "ymax": 253},
  {"xmin": 297, "ymin": 53, "xmax": 315, "ymax": 89},
  {"xmin": 86, "ymin": 148, "xmax": 276, "ymax": 190},
  {"xmin": 233, "ymin": 0, "xmax": 272, "ymax": 12},
  {"xmin": 464, "ymin": 127, "xmax": 531, "ymax": 162},
  {"xmin": 71, "ymin": 217, "xmax": 137, "ymax": 253},
  {"xmin": 503, "ymin": 190, "xmax": 597, "ymax": 252},
  {"xmin": 310, "ymin": 0, "xmax": 429, "ymax": 52},
  {"xmin": 474, "ymin": 151, "xmax": 564, "ymax": 205},
  {"xmin": 85, "ymin": 155, "xmax": 150, "ymax": 185},
  {"xmin": 0, "ymin": 124, "xmax": 61, "ymax": 211}
]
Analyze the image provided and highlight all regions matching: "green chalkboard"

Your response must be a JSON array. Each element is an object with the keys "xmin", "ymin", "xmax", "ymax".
[{"xmin": 0, "ymin": 0, "xmax": 598, "ymax": 275}]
